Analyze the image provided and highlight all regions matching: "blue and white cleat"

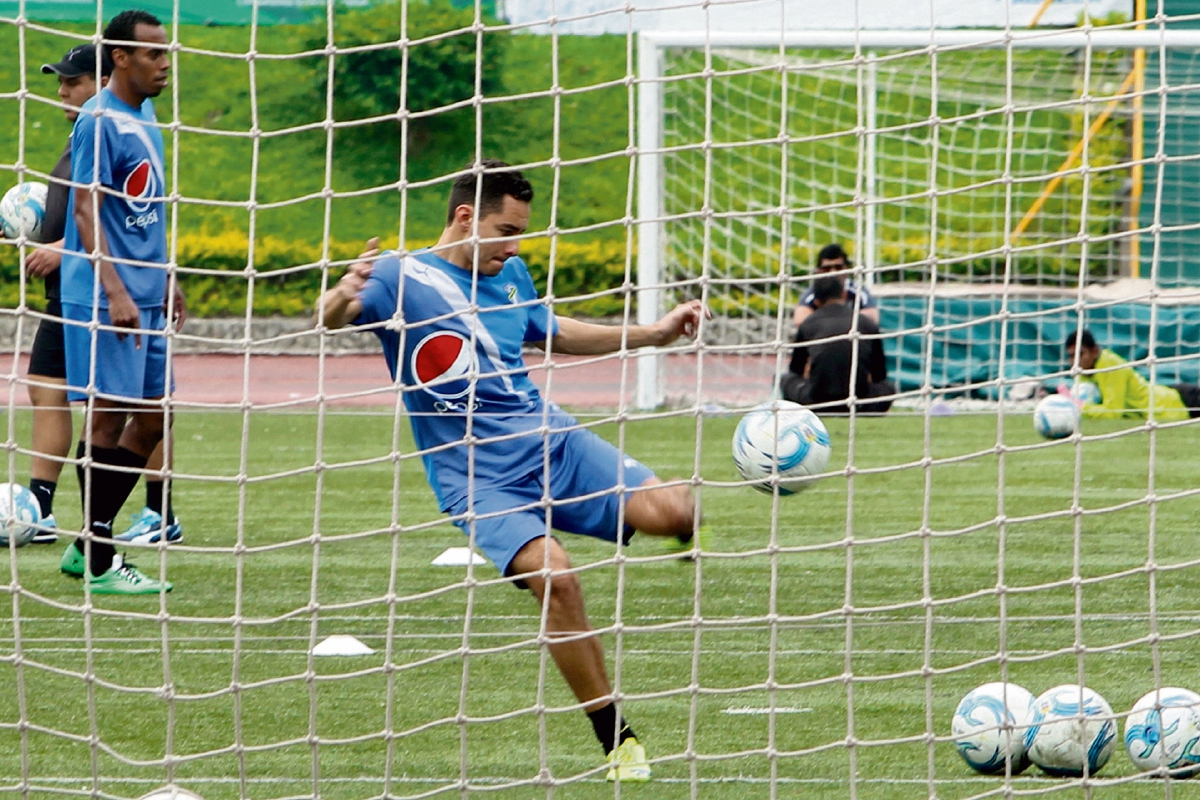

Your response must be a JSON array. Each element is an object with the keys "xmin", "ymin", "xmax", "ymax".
[
  {"xmin": 114, "ymin": 507, "xmax": 183, "ymax": 545},
  {"xmin": 32, "ymin": 513, "xmax": 58, "ymax": 545}
]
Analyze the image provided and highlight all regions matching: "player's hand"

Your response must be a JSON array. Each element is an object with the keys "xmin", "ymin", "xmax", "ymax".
[
  {"xmin": 108, "ymin": 291, "xmax": 142, "ymax": 349},
  {"xmin": 1057, "ymin": 383, "xmax": 1083, "ymax": 410},
  {"xmin": 654, "ymin": 299, "xmax": 711, "ymax": 346},
  {"xmin": 339, "ymin": 237, "xmax": 380, "ymax": 297},
  {"xmin": 25, "ymin": 246, "xmax": 61, "ymax": 277},
  {"xmin": 167, "ymin": 281, "xmax": 188, "ymax": 331}
]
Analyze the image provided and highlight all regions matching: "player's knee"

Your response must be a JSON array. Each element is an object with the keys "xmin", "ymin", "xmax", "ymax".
[
  {"xmin": 540, "ymin": 571, "xmax": 584, "ymax": 613},
  {"xmin": 27, "ymin": 382, "xmax": 67, "ymax": 409}
]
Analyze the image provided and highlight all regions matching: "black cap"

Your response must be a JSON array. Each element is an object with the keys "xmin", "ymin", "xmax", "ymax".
[{"xmin": 41, "ymin": 44, "xmax": 112, "ymax": 79}]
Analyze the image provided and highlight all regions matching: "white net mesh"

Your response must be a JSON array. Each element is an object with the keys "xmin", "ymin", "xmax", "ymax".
[{"xmin": 1, "ymin": 5, "xmax": 1200, "ymax": 800}]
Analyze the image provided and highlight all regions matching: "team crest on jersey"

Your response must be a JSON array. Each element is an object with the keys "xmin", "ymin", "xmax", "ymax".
[
  {"xmin": 411, "ymin": 330, "xmax": 479, "ymax": 408},
  {"xmin": 505, "ymin": 283, "xmax": 518, "ymax": 303}
]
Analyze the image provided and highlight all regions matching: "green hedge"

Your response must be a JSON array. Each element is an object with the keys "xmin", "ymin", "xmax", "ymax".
[{"xmin": 0, "ymin": 233, "xmax": 637, "ymax": 318}]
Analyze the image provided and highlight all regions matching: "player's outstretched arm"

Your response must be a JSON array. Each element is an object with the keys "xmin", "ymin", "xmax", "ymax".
[
  {"xmin": 546, "ymin": 299, "xmax": 710, "ymax": 356},
  {"xmin": 315, "ymin": 237, "xmax": 379, "ymax": 330}
]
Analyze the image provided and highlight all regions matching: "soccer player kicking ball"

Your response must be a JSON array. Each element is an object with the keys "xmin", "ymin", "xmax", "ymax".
[
  {"xmin": 57, "ymin": 10, "xmax": 184, "ymax": 594},
  {"xmin": 317, "ymin": 161, "xmax": 707, "ymax": 782}
]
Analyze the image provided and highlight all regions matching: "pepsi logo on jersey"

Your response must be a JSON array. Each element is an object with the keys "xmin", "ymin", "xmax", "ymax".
[
  {"xmin": 123, "ymin": 159, "xmax": 159, "ymax": 229},
  {"xmin": 411, "ymin": 331, "xmax": 479, "ymax": 411}
]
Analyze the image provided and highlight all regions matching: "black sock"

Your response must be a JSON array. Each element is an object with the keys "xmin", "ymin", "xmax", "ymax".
[
  {"xmin": 145, "ymin": 480, "xmax": 172, "ymax": 522},
  {"xmin": 74, "ymin": 442, "xmax": 148, "ymax": 576},
  {"xmin": 29, "ymin": 479, "xmax": 56, "ymax": 518},
  {"xmin": 587, "ymin": 703, "xmax": 637, "ymax": 754}
]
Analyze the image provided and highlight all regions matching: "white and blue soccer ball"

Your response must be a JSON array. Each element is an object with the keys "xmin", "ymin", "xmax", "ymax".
[
  {"xmin": 732, "ymin": 401, "xmax": 831, "ymax": 495},
  {"xmin": 0, "ymin": 182, "xmax": 48, "ymax": 241},
  {"xmin": 0, "ymin": 483, "xmax": 41, "ymax": 547},
  {"xmin": 1071, "ymin": 381, "xmax": 1102, "ymax": 407},
  {"xmin": 1026, "ymin": 684, "xmax": 1117, "ymax": 777},
  {"xmin": 1034, "ymin": 395, "xmax": 1079, "ymax": 440},
  {"xmin": 952, "ymin": 682, "xmax": 1036, "ymax": 774},
  {"xmin": 1124, "ymin": 687, "xmax": 1200, "ymax": 777}
]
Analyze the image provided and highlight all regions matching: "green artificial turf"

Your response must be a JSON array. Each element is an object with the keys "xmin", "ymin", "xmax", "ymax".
[{"xmin": 0, "ymin": 408, "xmax": 1197, "ymax": 798}]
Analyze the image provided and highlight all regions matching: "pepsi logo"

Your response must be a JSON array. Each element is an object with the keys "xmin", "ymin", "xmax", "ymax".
[
  {"xmin": 123, "ymin": 159, "xmax": 157, "ymax": 213},
  {"xmin": 410, "ymin": 331, "xmax": 477, "ymax": 400}
]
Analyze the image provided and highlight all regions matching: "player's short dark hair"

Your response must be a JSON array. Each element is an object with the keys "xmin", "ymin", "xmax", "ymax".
[
  {"xmin": 816, "ymin": 243, "xmax": 850, "ymax": 268},
  {"xmin": 1065, "ymin": 328, "xmax": 1097, "ymax": 351},
  {"xmin": 812, "ymin": 275, "xmax": 845, "ymax": 305},
  {"xmin": 446, "ymin": 159, "xmax": 534, "ymax": 224},
  {"xmin": 103, "ymin": 10, "xmax": 163, "ymax": 62}
]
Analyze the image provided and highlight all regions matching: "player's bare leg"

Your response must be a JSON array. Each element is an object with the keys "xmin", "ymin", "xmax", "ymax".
[
  {"xmin": 510, "ymin": 535, "xmax": 611, "ymax": 709},
  {"xmin": 623, "ymin": 478, "xmax": 696, "ymax": 538},
  {"xmin": 28, "ymin": 375, "xmax": 71, "ymax": 540},
  {"xmin": 509, "ymin": 534, "xmax": 649, "ymax": 779},
  {"xmin": 624, "ymin": 477, "xmax": 706, "ymax": 557}
]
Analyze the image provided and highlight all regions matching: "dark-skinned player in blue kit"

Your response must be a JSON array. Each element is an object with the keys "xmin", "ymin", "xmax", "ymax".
[
  {"xmin": 57, "ymin": 9, "xmax": 185, "ymax": 594},
  {"xmin": 316, "ymin": 161, "xmax": 710, "ymax": 782}
]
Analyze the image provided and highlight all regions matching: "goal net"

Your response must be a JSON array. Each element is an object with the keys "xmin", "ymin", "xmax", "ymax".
[
  {"xmin": 4, "ymin": 4, "xmax": 1200, "ymax": 800},
  {"xmin": 639, "ymin": 28, "xmax": 1200, "ymax": 407}
]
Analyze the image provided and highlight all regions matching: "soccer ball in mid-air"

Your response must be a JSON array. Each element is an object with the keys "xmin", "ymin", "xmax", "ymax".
[
  {"xmin": 1124, "ymin": 687, "xmax": 1200, "ymax": 777},
  {"xmin": 952, "ymin": 682, "xmax": 1036, "ymax": 774},
  {"xmin": 1033, "ymin": 395, "xmax": 1079, "ymax": 440},
  {"xmin": 1026, "ymin": 684, "xmax": 1117, "ymax": 777},
  {"xmin": 0, "ymin": 182, "xmax": 48, "ymax": 240},
  {"xmin": 732, "ymin": 401, "xmax": 831, "ymax": 495},
  {"xmin": 0, "ymin": 483, "xmax": 41, "ymax": 547},
  {"xmin": 1070, "ymin": 381, "xmax": 1102, "ymax": 406}
]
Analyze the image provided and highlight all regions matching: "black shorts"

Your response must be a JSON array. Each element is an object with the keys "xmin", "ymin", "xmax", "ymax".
[
  {"xmin": 1173, "ymin": 383, "xmax": 1200, "ymax": 418},
  {"xmin": 28, "ymin": 298, "xmax": 66, "ymax": 380}
]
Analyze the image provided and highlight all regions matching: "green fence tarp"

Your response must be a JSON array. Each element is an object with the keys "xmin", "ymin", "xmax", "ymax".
[
  {"xmin": 880, "ymin": 296, "xmax": 1200, "ymax": 397},
  {"xmin": 0, "ymin": 0, "xmax": 339, "ymax": 25}
]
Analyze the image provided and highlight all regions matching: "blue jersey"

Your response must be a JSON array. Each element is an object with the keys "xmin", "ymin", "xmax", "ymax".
[
  {"xmin": 61, "ymin": 89, "xmax": 167, "ymax": 310},
  {"xmin": 355, "ymin": 251, "xmax": 561, "ymax": 510},
  {"xmin": 799, "ymin": 278, "xmax": 875, "ymax": 310}
]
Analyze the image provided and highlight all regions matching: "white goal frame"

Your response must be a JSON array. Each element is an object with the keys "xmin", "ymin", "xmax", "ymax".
[{"xmin": 635, "ymin": 26, "xmax": 1200, "ymax": 410}]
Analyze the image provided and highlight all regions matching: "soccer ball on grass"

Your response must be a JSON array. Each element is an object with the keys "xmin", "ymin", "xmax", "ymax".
[
  {"xmin": 0, "ymin": 182, "xmax": 48, "ymax": 240},
  {"xmin": 0, "ymin": 483, "xmax": 41, "ymax": 547},
  {"xmin": 1026, "ymin": 684, "xmax": 1117, "ymax": 777},
  {"xmin": 732, "ymin": 401, "xmax": 831, "ymax": 495},
  {"xmin": 951, "ymin": 682, "xmax": 1036, "ymax": 774},
  {"xmin": 1124, "ymin": 687, "xmax": 1200, "ymax": 777},
  {"xmin": 1033, "ymin": 395, "xmax": 1079, "ymax": 440}
]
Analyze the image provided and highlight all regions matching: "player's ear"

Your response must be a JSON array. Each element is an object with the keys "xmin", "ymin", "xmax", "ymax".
[{"xmin": 453, "ymin": 203, "xmax": 474, "ymax": 231}]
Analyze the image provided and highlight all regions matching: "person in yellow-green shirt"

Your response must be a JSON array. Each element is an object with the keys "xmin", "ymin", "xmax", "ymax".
[{"xmin": 1064, "ymin": 329, "xmax": 1200, "ymax": 421}]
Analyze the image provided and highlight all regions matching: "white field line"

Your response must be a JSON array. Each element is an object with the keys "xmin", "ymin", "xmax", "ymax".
[
  {"xmin": 722, "ymin": 706, "xmax": 813, "ymax": 714},
  {"xmin": 0, "ymin": 775, "xmax": 1075, "ymax": 786}
]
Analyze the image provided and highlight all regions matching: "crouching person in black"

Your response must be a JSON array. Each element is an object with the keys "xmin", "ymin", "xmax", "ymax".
[{"xmin": 779, "ymin": 275, "xmax": 894, "ymax": 414}]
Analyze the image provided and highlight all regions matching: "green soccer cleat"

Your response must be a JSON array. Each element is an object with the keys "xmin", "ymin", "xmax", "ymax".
[
  {"xmin": 87, "ymin": 556, "xmax": 173, "ymax": 595},
  {"xmin": 60, "ymin": 542, "xmax": 85, "ymax": 578},
  {"xmin": 662, "ymin": 525, "xmax": 713, "ymax": 560},
  {"xmin": 605, "ymin": 737, "xmax": 652, "ymax": 782}
]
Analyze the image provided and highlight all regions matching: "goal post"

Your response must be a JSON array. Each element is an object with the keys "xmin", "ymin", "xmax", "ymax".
[{"xmin": 635, "ymin": 26, "xmax": 1200, "ymax": 409}]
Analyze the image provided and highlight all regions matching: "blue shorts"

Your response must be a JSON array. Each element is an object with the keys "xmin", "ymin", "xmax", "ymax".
[
  {"xmin": 62, "ymin": 303, "xmax": 173, "ymax": 402},
  {"xmin": 447, "ymin": 425, "xmax": 656, "ymax": 580}
]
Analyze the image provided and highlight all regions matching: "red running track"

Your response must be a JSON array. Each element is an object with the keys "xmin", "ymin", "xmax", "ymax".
[{"xmin": 0, "ymin": 352, "xmax": 782, "ymax": 410}]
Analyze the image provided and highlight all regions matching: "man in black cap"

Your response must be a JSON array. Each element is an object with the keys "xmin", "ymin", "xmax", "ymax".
[
  {"xmin": 780, "ymin": 275, "xmax": 894, "ymax": 414},
  {"xmin": 14, "ymin": 44, "xmax": 112, "ymax": 543}
]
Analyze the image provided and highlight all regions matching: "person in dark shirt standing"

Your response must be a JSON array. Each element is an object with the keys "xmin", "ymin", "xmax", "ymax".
[
  {"xmin": 17, "ymin": 44, "xmax": 113, "ymax": 543},
  {"xmin": 780, "ymin": 275, "xmax": 894, "ymax": 414}
]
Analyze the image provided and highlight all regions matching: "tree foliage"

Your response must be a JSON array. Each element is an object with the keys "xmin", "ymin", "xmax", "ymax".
[{"xmin": 305, "ymin": 0, "xmax": 506, "ymax": 139}]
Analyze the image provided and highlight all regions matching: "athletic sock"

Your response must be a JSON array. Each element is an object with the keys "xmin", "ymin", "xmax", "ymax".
[
  {"xmin": 74, "ymin": 442, "xmax": 149, "ymax": 576},
  {"xmin": 145, "ymin": 480, "xmax": 173, "ymax": 522},
  {"xmin": 28, "ymin": 479, "xmax": 56, "ymax": 518},
  {"xmin": 587, "ymin": 703, "xmax": 637, "ymax": 754}
]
